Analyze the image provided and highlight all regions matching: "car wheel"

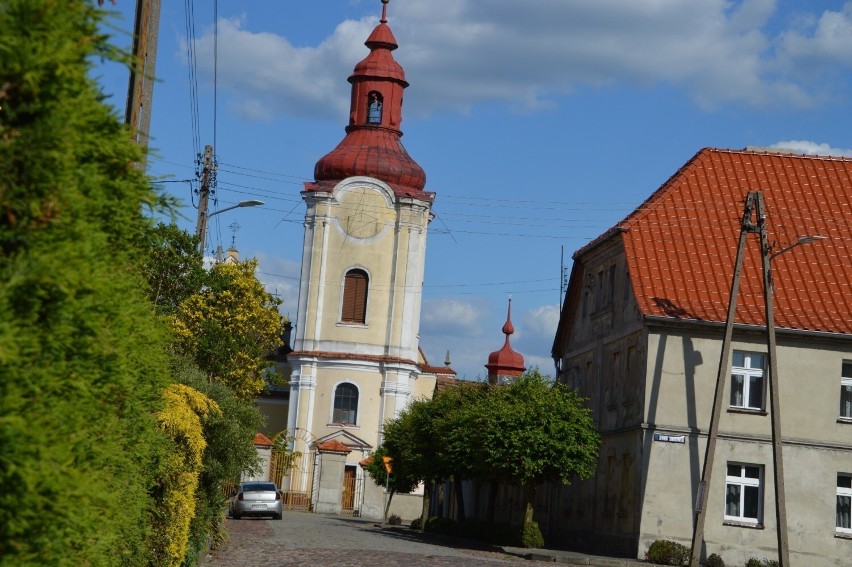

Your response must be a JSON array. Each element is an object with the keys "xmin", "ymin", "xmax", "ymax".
[
  {"xmin": 274, "ymin": 513, "xmax": 282, "ymax": 520},
  {"xmin": 232, "ymin": 512, "xmax": 240, "ymax": 520}
]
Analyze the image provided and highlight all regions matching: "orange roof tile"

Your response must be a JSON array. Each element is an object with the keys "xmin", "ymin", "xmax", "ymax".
[
  {"xmin": 316, "ymin": 440, "xmax": 352, "ymax": 454},
  {"xmin": 609, "ymin": 148, "xmax": 852, "ymax": 334},
  {"xmin": 253, "ymin": 433, "xmax": 274, "ymax": 447}
]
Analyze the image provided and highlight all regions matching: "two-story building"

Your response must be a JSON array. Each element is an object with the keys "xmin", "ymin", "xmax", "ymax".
[{"xmin": 551, "ymin": 147, "xmax": 852, "ymax": 566}]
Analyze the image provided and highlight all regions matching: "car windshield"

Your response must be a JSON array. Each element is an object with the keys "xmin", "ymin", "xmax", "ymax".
[{"xmin": 242, "ymin": 483, "xmax": 276, "ymax": 492}]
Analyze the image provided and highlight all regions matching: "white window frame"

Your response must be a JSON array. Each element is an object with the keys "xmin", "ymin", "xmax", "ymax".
[
  {"xmin": 730, "ymin": 351, "xmax": 765, "ymax": 411},
  {"xmin": 724, "ymin": 463, "xmax": 763, "ymax": 524},
  {"xmin": 840, "ymin": 360, "xmax": 852, "ymax": 420},
  {"xmin": 838, "ymin": 474, "xmax": 852, "ymax": 534}
]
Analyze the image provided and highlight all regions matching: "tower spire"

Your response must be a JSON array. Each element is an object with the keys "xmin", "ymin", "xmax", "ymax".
[{"xmin": 307, "ymin": 0, "xmax": 427, "ymax": 197}]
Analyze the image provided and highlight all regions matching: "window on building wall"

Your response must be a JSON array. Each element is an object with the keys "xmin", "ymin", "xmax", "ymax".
[
  {"xmin": 595, "ymin": 270, "xmax": 604, "ymax": 311},
  {"xmin": 333, "ymin": 383, "xmax": 358, "ymax": 425},
  {"xmin": 608, "ymin": 265, "xmax": 616, "ymax": 305},
  {"xmin": 840, "ymin": 361, "xmax": 852, "ymax": 420},
  {"xmin": 730, "ymin": 351, "xmax": 765, "ymax": 411},
  {"xmin": 838, "ymin": 474, "xmax": 852, "ymax": 533},
  {"xmin": 725, "ymin": 463, "xmax": 763, "ymax": 524},
  {"xmin": 341, "ymin": 269, "xmax": 368, "ymax": 324},
  {"xmin": 367, "ymin": 91, "xmax": 383, "ymax": 124}
]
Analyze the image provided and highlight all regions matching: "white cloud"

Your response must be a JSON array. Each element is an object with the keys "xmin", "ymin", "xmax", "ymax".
[
  {"xmin": 420, "ymin": 296, "xmax": 487, "ymax": 337},
  {"xmin": 418, "ymin": 296, "xmax": 496, "ymax": 380},
  {"xmin": 769, "ymin": 140, "xmax": 852, "ymax": 157},
  {"xmin": 520, "ymin": 304, "xmax": 560, "ymax": 343},
  {"xmin": 186, "ymin": 1, "xmax": 852, "ymax": 121},
  {"xmin": 253, "ymin": 252, "xmax": 302, "ymax": 317},
  {"xmin": 778, "ymin": 4, "xmax": 852, "ymax": 68}
]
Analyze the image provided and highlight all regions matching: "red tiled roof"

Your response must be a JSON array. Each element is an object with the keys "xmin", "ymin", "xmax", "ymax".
[
  {"xmin": 316, "ymin": 440, "xmax": 352, "ymax": 454},
  {"xmin": 612, "ymin": 148, "xmax": 852, "ymax": 334},
  {"xmin": 253, "ymin": 433, "xmax": 274, "ymax": 447},
  {"xmin": 420, "ymin": 364, "xmax": 457, "ymax": 375}
]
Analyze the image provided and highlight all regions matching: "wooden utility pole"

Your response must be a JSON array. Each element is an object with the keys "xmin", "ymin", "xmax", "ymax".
[
  {"xmin": 689, "ymin": 193, "xmax": 756, "ymax": 567},
  {"xmin": 689, "ymin": 191, "xmax": 790, "ymax": 566},
  {"xmin": 755, "ymin": 192, "xmax": 790, "ymax": 567},
  {"xmin": 195, "ymin": 145, "xmax": 214, "ymax": 254},
  {"xmin": 125, "ymin": 0, "xmax": 162, "ymax": 168}
]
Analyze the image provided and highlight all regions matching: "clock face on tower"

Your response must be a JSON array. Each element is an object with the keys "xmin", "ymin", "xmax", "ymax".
[{"xmin": 338, "ymin": 186, "xmax": 391, "ymax": 239}]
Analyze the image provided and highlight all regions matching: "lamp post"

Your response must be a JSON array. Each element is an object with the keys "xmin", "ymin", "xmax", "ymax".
[
  {"xmin": 196, "ymin": 199, "xmax": 264, "ymax": 255},
  {"xmin": 689, "ymin": 191, "xmax": 826, "ymax": 567}
]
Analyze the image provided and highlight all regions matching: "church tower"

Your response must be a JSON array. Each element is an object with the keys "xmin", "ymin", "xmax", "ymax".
[{"xmin": 285, "ymin": 0, "xmax": 441, "ymax": 519}]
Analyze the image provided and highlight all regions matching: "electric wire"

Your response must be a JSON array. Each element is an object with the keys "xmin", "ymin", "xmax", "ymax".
[{"xmin": 182, "ymin": 0, "xmax": 201, "ymax": 159}]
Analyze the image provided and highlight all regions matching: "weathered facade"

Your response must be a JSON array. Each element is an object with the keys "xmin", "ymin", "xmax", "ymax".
[{"xmin": 551, "ymin": 148, "xmax": 852, "ymax": 566}]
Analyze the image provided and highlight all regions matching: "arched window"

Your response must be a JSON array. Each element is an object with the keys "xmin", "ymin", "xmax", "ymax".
[
  {"xmin": 333, "ymin": 383, "xmax": 358, "ymax": 425},
  {"xmin": 367, "ymin": 91, "xmax": 383, "ymax": 124},
  {"xmin": 341, "ymin": 268, "xmax": 368, "ymax": 324}
]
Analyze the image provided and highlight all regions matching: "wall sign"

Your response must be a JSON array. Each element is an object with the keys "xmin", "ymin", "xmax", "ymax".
[{"xmin": 653, "ymin": 433, "xmax": 685, "ymax": 444}]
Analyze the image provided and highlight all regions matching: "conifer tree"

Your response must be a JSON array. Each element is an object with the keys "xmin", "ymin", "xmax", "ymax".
[{"xmin": 0, "ymin": 2, "xmax": 173, "ymax": 564}]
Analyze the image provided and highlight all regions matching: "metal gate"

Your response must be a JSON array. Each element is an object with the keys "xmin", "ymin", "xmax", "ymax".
[
  {"xmin": 268, "ymin": 428, "xmax": 316, "ymax": 511},
  {"xmin": 341, "ymin": 465, "xmax": 362, "ymax": 516}
]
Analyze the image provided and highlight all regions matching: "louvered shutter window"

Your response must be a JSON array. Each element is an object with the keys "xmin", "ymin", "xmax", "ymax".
[{"xmin": 341, "ymin": 269, "xmax": 368, "ymax": 324}]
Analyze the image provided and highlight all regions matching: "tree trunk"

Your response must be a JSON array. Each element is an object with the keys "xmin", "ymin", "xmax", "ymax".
[
  {"xmin": 454, "ymin": 476, "xmax": 466, "ymax": 522},
  {"xmin": 384, "ymin": 487, "xmax": 396, "ymax": 523},
  {"xmin": 419, "ymin": 479, "xmax": 432, "ymax": 531},
  {"xmin": 523, "ymin": 483, "xmax": 536, "ymax": 525}
]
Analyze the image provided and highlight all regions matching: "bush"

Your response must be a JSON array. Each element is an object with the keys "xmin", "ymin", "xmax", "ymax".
[
  {"xmin": 424, "ymin": 516, "xmax": 457, "ymax": 535},
  {"xmin": 410, "ymin": 517, "xmax": 422, "ymax": 530},
  {"xmin": 703, "ymin": 552, "xmax": 724, "ymax": 567},
  {"xmin": 645, "ymin": 539, "xmax": 689, "ymax": 565},
  {"xmin": 520, "ymin": 521, "xmax": 544, "ymax": 548},
  {"xmin": 387, "ymin": 514, "xmax": 402, "ymax": 526},
  {"xmin": 746, "ymin": 559, "xmax": 778, "ymax": 567}
]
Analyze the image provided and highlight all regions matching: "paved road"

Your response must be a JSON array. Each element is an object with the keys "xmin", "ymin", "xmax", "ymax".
[{"xmin": 202, "ymin": 510, "xmax": 545, "ymax": 566}]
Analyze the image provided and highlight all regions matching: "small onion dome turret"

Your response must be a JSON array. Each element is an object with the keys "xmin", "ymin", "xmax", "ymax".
[{"xmin": 485, "ymin": 299, "xmax": 526, "ymax": 385}]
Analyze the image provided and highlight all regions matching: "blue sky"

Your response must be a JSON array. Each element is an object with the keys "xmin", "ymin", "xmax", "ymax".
[{"xmin": 96, "ymin": 0, "xmax": 852, "ymax": 380}]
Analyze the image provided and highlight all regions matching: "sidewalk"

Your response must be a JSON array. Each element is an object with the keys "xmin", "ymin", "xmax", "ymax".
[
  {"xmin": 499, "ymin": 545, "xmax": 645, "ymax": 566},
  {"xmin": 384, "ymin": 525, "xmax": 646, "ymax": 566}
]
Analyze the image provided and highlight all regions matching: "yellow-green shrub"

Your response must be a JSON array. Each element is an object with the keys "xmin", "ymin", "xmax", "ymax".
[{"xmin": 153, "ymin": 384, "xmax": 220, "ymax": 567}]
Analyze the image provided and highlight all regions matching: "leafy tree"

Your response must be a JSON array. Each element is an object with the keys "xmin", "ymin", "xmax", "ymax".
[
  {"xmin": 0, "ymin": 1, "xmax": 173, "ymax": 564},
  {"xmin": 142, "ymin": 223, "xmax": 207, "ymax": 315},
  {"xmin": 475, "ymin": 370, "xmax": 600, "ymax": 526},
  {"xmin": 366, "ymin": 406, "xmax": 427, "ymax": 521},
  {"xmin": 429, "ymin": 381, "xmax": 492, "ymax": 521},
  {"xmin": 372, "ymin": 371, "xmax": 599, "ymax": 538},
  {"xmin": 171, "ymin": 258, "xmax": 283, "ymax": 400}
]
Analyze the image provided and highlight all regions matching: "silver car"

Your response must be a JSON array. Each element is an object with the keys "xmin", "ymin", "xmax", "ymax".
[{"xmin": 230, "ymin": 481, "xmax": 283, "ymax": 520}]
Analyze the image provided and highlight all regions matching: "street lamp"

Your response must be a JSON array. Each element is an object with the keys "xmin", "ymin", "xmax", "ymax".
[
  {"xmin": 689, "ymin": 193, "xmax": 826, "ymax": 567},
  {"xmin": 769, "ymin": 235, "xmax": 827, "ymax": 262},
  {"xmin": 197, "ymin": 199, "xmax": 264, "ymax": 254}
]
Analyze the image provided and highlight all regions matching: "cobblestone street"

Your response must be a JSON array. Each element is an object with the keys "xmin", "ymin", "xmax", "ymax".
[{"xmin": 201, "ymin": 511, "xmax": 544, "ymax": 566}]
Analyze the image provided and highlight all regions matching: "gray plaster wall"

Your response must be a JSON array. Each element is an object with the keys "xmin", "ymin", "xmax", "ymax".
[
  {"xmin": 315, "ymin": 452, "xmax": 347, "ymax": 515},
  {"xmin": 360, "ymin": 480, "xmax": 424, "ymax": 523},
  {"xmin": 637, "ymin": 329, "xmax": 852, "ymax": 567}
]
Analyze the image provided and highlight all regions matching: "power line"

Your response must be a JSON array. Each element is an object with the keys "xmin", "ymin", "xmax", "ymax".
[{"xmin": 182, "ymin": 0, "xmax": 201, "ymax": 159}]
